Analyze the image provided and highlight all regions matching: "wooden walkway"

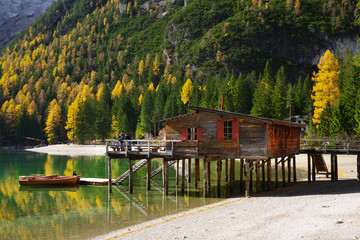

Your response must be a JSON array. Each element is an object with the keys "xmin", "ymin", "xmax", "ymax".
[{"xmin": 104, "ymin": 139, "xmax": 360, "ymax": 197}]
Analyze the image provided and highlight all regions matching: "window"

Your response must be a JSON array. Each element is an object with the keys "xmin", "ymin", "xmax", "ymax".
[
  {"xmin": 181, "ymin": 127, "xmax": 202, "ymax": 141},
  {"xmin": 187, "ymin": 128, "xmax": 197, "ymax": 140},
  {"xmin": 223, "ymin": 120, "xmax": 233, "ymax": 140}
]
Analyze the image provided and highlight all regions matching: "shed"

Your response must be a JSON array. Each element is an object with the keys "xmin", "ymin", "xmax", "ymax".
[{"xmin": 162, "ymin": 106, "xmax": 305, "ymax": 159}]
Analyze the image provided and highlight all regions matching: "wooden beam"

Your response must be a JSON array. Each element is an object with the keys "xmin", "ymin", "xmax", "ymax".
[
  {"xmin": 287, "ymin": 156, "xmax": 291, "ymax": 183},
  {"xmin": 203, "ymin": 158, "xmax": 207, "ymax": 196},
  {"xmin": 207, "ymin": 161, "xmax": 211, "ymax": 188},
  {"xmin": 230, "ymin": 159, "xmax": 235, "ymax": 191},
  {"xmin": 256, "ymin": 160, "xmax": 261, "ymax": 192},
  {"xmin": 331, "ymin": 154, "xmax": 335, "ymax": 182},
  {"xmin": 225, "ymin": 159, "xmax": 228, "ymax": 182},
  {"xmin": 129, "ymin": 159, "xmax": 133, "ymax": 194},
  {"xmin": 293, "ymin": 156, "xmax": 296, "ymax": 183},
  {"xmin": 176, "ymin": 160, "xmax": 179, "ymax": 185},
  {"xmin": 240, "ymin": 159, "xmax": 244, "ymax": 192},
  {"xmin": 195, "ymin": 158, "xmax": 199, "ymax": 189},
  {"xmin": 275, "ymin": 158, "xmax": 278, "ymax": 188},
  {"xmin": 188, "ymin": 158, "xmax": 191, "ymax": 183},
  {"xmin": 334, "ymin": 155, "xmax": 338, "ymax": 181},
  {"xmin": 262, "ymin": 160, "xmax": 265, "ymax": 190},
  {"xmin": 250, "ymin": 161, "xmax": 253, "ymax": 193},
  {"xmin": 312, "ymin": 154, "xmax": 316, "ymax": 181},
  {"xmin": 245, "ymin": 160, "xmax": 250, "ymax": 197},
  {"xmin": 267, "ymin": 157, "xmax": 271, "ymax": 190},
  {"xmin": 147, "ymin": 159, "xmax": 151, "ymax": 190},
  {"xmin": 357, "ymin": 155, "xmax": 360, "ymax": 182},
  {"xmin": 307, "ymin": 153, "xmax": 311, "ymax": 182},
  {"xmin": 108, "ymin": 156, "xmax": 112, "ymax": 193},
  {"xmin": 281, "ymin": 156, "xmax": 285, "ymax": 186},
  {"xmin": 217, "ymin": 160, "xmax": 221, "ymax": 194},
  {"xmin": 163, "ymin": 159, "xmax": 168, "ymax": 195},
  {"xmin": 182, "ymin": 159, "xmax": 185, "ymax": 192}
]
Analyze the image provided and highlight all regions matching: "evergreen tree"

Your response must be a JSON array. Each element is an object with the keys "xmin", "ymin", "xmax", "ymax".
[
  {"xmin": 137, "ymin": 90, "xmax": 154, "ymax": 138},
  {"xmin": 293, "ymin": 76, "xmax": 303, "ymax": 116},
  {"xmin": 95, "ymin": 84, "xmax": 111, "ymax": 140},
  {"xmin": 233, "ymin": 73, "xmax": 252, "ymax": 114},
  {"xmin": 271, "ymin": 66, "xmax": 287, "ymax": 119},
  {"xmin": 317, "ymin": 102, "xmax": 333, "ymax": 137}
]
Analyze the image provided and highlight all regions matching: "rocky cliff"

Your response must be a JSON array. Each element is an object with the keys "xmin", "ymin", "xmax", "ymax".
[{"xmin": 0, "ymin": 0, "xmax": 56, "ymax": 49}]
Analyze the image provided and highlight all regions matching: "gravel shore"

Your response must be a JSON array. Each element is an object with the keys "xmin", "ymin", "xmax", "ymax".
[{"xmin": 26, "ymin": 145, "xmax": 360, "ymax": 240}]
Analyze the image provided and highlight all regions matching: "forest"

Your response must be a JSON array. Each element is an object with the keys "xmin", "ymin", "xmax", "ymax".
[{"xmin": 0, "ymin": 0, "xmax": 360, "ymax": 145}]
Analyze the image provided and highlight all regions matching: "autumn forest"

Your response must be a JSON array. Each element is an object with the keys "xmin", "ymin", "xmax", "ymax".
[{"xmin": 0, "ymin": 0, "xmax": 360, "ymax": 145}]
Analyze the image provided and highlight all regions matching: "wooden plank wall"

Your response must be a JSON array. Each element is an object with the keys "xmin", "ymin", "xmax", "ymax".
[
  {"xmin": 239, "ymin": 120, "xmax": 267, "ymax": 157},
  {"xmin": 267, "ymin": 125, "xmax": 301, "ymax": 157}
]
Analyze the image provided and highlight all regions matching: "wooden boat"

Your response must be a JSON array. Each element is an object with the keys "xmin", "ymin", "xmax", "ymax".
[{"xmin": 19, "ymin": 175, "xmax": 81, "ymax": 186}]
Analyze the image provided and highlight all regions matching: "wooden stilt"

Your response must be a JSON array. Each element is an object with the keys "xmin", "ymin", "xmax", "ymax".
[
  {"xmin": 225, "ymin": 159, "xmax": 229, "ymax": 182},
  {"xmin": 307, "ymin": 154, "xmax": 311, "ymax": 182},
  {"xmin": 312, "ymin": 154, "xmax": 316, "ymax": 181},
  {"xmin": 261, "ymin": 160, "xmax": 265, "ymax": 190},
  {"xmin": 182, "ymin": 159, "xmax": 185, "ymax": 192},
  {"xmin": 176, "ymin": 160, "xmax": 179, "ymax": 185},
  {"xmin": 267, "ymin": 157, "xmax": 271, "ymax": 190},
  {"xmin": 108, "ymin": 157, "xmax": 112, "ymax": 193},
  {"xmin": 203, "ymin": 158, "xmax": 208, "ymax": 196},
  {"xmin": 357, "ymin": 155, "xmax": 360, "ymax": 182},
  {"xmin": 275, "ymin": 157, "xmax": 278, "ymax": 188},
  {"xmin": 195, "ymin": 158, "xmax": 199, "ymax": 189},
  {"xmin": 163, "ymin": 159, "xmax": 169, "ymax": 195},
  {"xmin": 287, "ymin": 156, "xmax": 291, "ymax": 183},
  {"xmin": 293, "ymin": 156, "xmax": 296, "ymax": 182},
  {"xmin": 217, "ymin": 160, "xmax": 221, "ymax": 194},
  {"xmin": 331, "ymin": 154, "xmax": 335, "ymax": 182},
  {"xmin": 250, "ymin": 162, "xmax": 253, "ymax": 193},
  {"xmin": 334, "ymin": 155, "xmax": 338, "ymax": 181},
  {"xmin": 281, "ymin": 156, "xmax": 285, "ymax": 186},
  {"xmin": 129, "ymin": 159, "xmax": 133, "ymax": 194},
  {"xmin": 230, "ymin": 159, "xmax": 235, "ymax": 191},
  {"xmin": 240, "ymin": 159, "xmax": 244, "ymax": 192},
  {"xmin": 256, "ymin": 160, "xmax": 260, "ymax": 192},
  {"xmin": 196, "ymin": 158, "xmax": 200, "ymax": 181},
  {"xmin": 188, "ymin": 158, "xmax": 191, "ymax": 183},
  {"xmin": 207, "ymin": 161, "xmax": 211, "ymax": 188},
  {"xmin": 245, "ymin": 160, "xmax": 250, "ymax": 197},
  {"xmin": 147, "ymin": 159, "xmax": 151, "ymax": 190}
]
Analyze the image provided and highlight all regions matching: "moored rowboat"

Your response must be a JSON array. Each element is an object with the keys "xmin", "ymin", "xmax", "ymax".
[{"xmin": 19, "ymin": 175, "xmax": 81, "ymax": 186}]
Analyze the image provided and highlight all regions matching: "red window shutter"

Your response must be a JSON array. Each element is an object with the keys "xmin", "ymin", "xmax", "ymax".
[
  {"xmin": 232, "ymin": 119, "xmax": 238, "ymax": 140},
  {"xmin": 196, "ymin": 127, "xmax": 202, "ymax": 140},
  {"xmin": 181, "ymin": 128, "xmax": 187, "ymax": 141},
  {"xmin": 217, "ymin": 120, "xmax": 223, "ymax": 140}
]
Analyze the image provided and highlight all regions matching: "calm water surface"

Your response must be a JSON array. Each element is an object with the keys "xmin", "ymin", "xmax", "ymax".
[{"xmin": 0, "ymin": 151, "xmax": 238, "ymax": 240}]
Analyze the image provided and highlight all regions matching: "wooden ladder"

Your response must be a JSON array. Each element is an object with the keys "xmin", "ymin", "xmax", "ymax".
[
  {"xmin": 113, "ymin": 159, "xmax": 148, "ymax": 185},
  {"xmin": 143, "ymin": 160, "xmax": 177, "ymax": 179},
  {"xmin": 311, "ymin": 154, "xmax": 330, "ymax": 178}
]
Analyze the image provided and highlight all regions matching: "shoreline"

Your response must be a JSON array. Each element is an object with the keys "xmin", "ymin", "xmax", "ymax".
[{"xmin": 21, "ymin": 145, "xmax": 360, "ymax": 239}]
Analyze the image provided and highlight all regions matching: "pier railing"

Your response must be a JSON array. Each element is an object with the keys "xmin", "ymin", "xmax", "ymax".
[
  {"xmin": 300, "ymin": 139, "xmax": 360, "ymax": 154},
  {"xmin": 105, "ymin": 139, "xmax": 198, "ymax": 157}
]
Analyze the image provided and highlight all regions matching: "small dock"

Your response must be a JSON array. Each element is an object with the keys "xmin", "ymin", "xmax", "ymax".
[{"xmin": 79, "ymin": 178, "xmax": 110, "ymax": 186}]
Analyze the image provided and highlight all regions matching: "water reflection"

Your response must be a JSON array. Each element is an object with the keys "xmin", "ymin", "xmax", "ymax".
[{"xmin": 0, "ymin": 151, "xmax": 229, "ymax": 240}]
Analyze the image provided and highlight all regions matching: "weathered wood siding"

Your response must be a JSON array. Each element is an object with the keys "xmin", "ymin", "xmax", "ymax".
[
  {"xmin": 239, "ymin": 120, "xmax": 267, "ymax": 158},
  {"xmin": 267, "ymin": 125, "xmax": 301, "ymax": 157}
]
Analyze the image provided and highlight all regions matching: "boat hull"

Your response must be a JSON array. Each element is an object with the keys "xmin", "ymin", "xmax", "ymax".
[{"xmin": 19, "ymin": 175, "xmax": 80, "ymax": 186}]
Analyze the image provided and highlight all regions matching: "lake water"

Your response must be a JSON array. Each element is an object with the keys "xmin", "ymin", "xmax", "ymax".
[{"xmin": 0, "ymin": 151, "xmax": 240, "ymax": 240}]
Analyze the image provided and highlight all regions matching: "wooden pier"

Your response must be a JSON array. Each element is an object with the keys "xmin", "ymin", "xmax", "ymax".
[
  {"xmin": 105, "ymin": 107, "xmax": 311, "ymax": 197},
  {"xmin": 104, "ymin": 107, "xmax": 360, "ymax": 198}
]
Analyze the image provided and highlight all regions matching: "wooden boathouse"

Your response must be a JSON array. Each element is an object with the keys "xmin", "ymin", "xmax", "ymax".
[{"xmin": 106, "ymin": 106, "xmax": 307, "ymax": 197}]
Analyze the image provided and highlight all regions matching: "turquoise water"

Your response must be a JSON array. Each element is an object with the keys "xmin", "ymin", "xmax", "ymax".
[{"xmin": 0, "ymin": 151, "xmax": 238, "ymax": 240}]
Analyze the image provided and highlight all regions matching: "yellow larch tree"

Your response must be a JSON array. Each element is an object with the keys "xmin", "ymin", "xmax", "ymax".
[
  {"xmin": 311, "ymin": 50, "xmax": 340, "ymax": 126},
  {"xmin": 45, "ymin": 99, "xmax": 62, "ymax": 144},
  {"xmin": 65, "ymin": 97, "xmax": 80, "ymax": 141},
  {"xmin": 181, "ymin": 78, "xmax": 194, "ymax": 105},
  {"xmin": 138, "ymin": 59, "xmax": 145, "ymax": 76},
  {"xmin": 111, "ymin": 80, "xmax": 123, "ymax": 99},
  {"xmin": 152, "ymin": 55, "xmax": 161, "ymax": 76}
]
